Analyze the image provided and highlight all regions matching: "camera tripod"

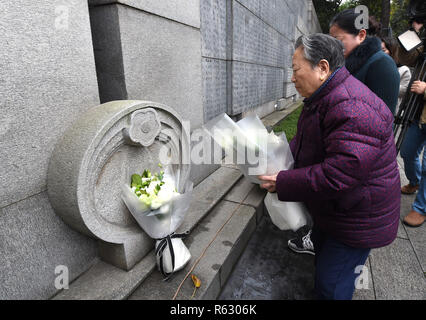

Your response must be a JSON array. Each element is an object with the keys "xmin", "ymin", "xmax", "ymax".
[{"xmin": 393, "ymin": 50, "xmax": 426, "ymax": 153}]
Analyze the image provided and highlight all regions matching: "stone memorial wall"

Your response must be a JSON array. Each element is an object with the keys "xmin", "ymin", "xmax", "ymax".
[
  {"xmin": 201, "ymin": 0, "xmax": 321, "ymax": 121},
  {"xmin": 0, "ymin": 0, "xmax": 320, "ymax": 299},
  {"xmin": 0, "ymin": 0, "xmax": 100, "ymax": 300}
]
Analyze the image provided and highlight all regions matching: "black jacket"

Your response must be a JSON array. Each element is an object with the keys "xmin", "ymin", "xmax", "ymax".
[{"xmin": 345, "ymin": 36, "xmax": 400, "ymax": 115}]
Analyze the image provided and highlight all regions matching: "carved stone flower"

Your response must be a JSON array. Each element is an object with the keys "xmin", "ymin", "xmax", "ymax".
[{"xmin": 127, "ymin": 108, "xmax": 161, "ymax": 147}]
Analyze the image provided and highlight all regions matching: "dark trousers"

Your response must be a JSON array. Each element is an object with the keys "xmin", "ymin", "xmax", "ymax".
[{"xmin": 311, "ymin": 227, "xmax": 370, "ymax": 300}]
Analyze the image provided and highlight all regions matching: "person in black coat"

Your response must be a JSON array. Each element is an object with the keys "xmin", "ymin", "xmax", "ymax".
[{"xmin": 329, "ymin": 9, "xmax": 400, "ymax": 116}]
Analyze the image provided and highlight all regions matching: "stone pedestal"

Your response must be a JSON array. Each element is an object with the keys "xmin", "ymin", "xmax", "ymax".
[{"xmin": 47, "ymin": 100, "xmax": 191, "ymax": 270}]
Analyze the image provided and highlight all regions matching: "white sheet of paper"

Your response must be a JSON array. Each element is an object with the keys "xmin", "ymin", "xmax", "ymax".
[{"xmin": 398, "ymin": 30, "xmax": 422, "ymax": 52}]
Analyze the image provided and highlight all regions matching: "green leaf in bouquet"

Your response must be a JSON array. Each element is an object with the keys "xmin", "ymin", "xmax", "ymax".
[
  {"xmin": 157, "ymin": 170, "xmax": 164, "ymax": 181},
  {"xmin": 131, "ymin": 174, "xmax": 142, "ymax": 187},
  {"xmin": 142, "ymin": 169, "xmax": 152, "ymax": 178}
]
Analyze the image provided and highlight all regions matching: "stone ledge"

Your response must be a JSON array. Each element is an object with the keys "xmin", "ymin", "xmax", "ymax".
[
  {"xmin": 128, "ymin": 201, "xmax": 257, "ymax": 300},
  {"xmin": 224, "ymin": 176, "xmax": 267, "ymax": 223},
  {"xmin": 261, "ymin": 99, "xmax": 303, "ymax": 131}
]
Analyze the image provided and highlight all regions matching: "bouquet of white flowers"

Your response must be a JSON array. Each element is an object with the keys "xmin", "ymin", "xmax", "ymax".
[
  {"xmin": 121, "ymin": 164, "xmax": 193, "ymax": 279},
  {"xmin": 204, "ymin": 113, "xmax": 308, "ymax": 231}
]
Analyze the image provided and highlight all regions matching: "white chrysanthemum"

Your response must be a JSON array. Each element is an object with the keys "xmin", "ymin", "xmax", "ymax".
[{"xmin": 145, "ymin": 179, "xmax": 161, "ymax": 195}]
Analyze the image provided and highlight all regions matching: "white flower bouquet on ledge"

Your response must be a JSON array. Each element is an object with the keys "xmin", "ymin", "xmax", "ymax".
[
  {"xmin": 121, "ymin": 164, "xmax": 193, "ymax": 279},
  {"xmin": 204, "ymin": 113, "xmax": 308, "ymax": 231}
]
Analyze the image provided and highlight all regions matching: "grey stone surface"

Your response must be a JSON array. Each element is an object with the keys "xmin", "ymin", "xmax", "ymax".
[
  {"xmin": 47, "ymin": 100, "xmax": 191, "ymax": 271},
  {"xmin": 89, "ymin": 5, "xmax": 127, "ymax": 103},
  {"xmin": 236, "ymin": 0, "xmax": 290, "ymax": 38},
  {"xmin": 178, "ymin": 166, "xmax": 243, "ymax": 234},
  {"xmin": 282, "ymin": 2, "xmax": 298, "ymax": 40},
  {"xmin": 224, "ymin": 176, "xmax": 257, "ymax": 203},
  {"xmin": 397, "ymin": 219, "xmax": 409, "ymax": 240},
  {"xmin": 261, "ymin": 99, "xmax": 303, "ymax": 129},
  {"xmin": 202, "ymin": 58, "xmax": 228, "ymax": 122},
  {"xmin": 245, "ymin": 185, "xmax": 267, "ymax": 223},
  {"xmin": 404, "ymin": 224, "xmax": 426, "ymax": 273},
  {"xmin": 200, "ymin": 0, "xmax": 320, "ymax": 118},
  {"xmin": 369, "ymin": 238, "xmax": 426, "ymax": 300},
  {"xmin": 276, "ymin": 98, "xmax": 292, "ymax": 111},
  {"xmin": 218, "ymin": 208, "xmax": 257, "ymax": 288},
  {"xmin": 233, "ymin": 1, "xmax": 287, "ymax": 68},
  {"xmin": 284, "ymin": 83, "xmax": 297, "ymax": 98},
  {"xmin": 128, "ymin": 201, "xmax": 256, "ymax": 300},
  {"xmin": 284, "ymin": 67, "xmax": 298, "ymax": 98},
  {"xmin": 232, "ymin": 61, "xmax": 285, "ymax": 114},
  {"xmin": 119, "ymin": 4, "xmax": 204, "ymax": 129},
  {"xmin": 53, "ymin": 254, "xmax": 156, "ymax": 300},
  {"xmin": 223, "ymin": 176, "xmax": 267, "ymax": 223},
  {"xmin": 236, "ymin": 0, "xmax": 261, "ymax": 19},
  {"xmin": 189, "ymin": 163, "xmax": 222, "ymax": 188},
  {"xmin": 0, "ymin": 192, "xmax": 98, "ymax": 300},
  {"xmin": 90, "ymin": 3, "xmax": 204, "ymax": 129},
  {"xmin": 241, "ymin": 100, "xmax": 277, "ymax": 119},
  {"xmin": 398, "ymin": 156, "xmax": 426, "ymax": 271},
  {"xmin": 201, "ymin": 0, "xmax": 227, "ymax": 59},
  {"xmin": 0, "ymin": 0, "xmax": 100, "ymax": 208},
  {"xmin": 89, "ymin": 0, "xmax": 201, "ymax": 28}
]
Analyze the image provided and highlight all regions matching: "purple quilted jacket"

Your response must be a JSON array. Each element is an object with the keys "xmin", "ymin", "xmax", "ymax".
[{"xmin": 276, "ymin": 67, "xmax": 400, "ymax": 248}]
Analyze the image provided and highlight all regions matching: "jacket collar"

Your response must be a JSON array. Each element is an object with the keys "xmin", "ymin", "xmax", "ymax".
[
  {"xmin": 303, "ymin": 66, "xmax": 350, "ymax": 109},
  {"xmin": 345, "ymin": 36, "xmax": 381, "ymax": 75}
]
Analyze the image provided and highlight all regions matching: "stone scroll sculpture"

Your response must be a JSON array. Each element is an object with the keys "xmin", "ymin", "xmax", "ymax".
[{"xmin": 47, "ymin": 100, "xmax": 191, "ymax": 270}]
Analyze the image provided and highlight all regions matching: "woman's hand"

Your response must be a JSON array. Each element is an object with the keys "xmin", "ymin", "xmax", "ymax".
[
  {"xmin": 411, "ymin": 81, "xmax": 426, "ymax": 95},
  {"xmin": 258, "ymin": 174, "xmax": 278, "ymax": 193}
]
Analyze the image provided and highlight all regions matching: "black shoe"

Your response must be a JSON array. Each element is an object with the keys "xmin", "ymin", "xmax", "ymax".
[{"xmin": 288, "ymin": 229, "xmax": 315, "ymax": 255}]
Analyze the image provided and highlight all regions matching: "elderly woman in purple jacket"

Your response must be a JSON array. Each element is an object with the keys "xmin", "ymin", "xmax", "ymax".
[{"xmin": 259, "ymin": 33, "xmax": 400, "ymax": 300}]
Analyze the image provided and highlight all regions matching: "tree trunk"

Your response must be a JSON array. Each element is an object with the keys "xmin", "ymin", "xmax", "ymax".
[{"xmin": 381, "ymin": 0, "xmax": 391, "ymax": 36}]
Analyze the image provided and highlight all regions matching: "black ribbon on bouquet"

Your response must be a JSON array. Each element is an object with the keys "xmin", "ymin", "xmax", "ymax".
[{"xmin": 155, "ymin": 231, "xmax": 190, "ymax": 281}]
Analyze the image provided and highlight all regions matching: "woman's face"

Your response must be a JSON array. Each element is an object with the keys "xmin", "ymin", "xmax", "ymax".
[
  {"xmin": 291, "ymin": 47, "xmax": 327, "ymax": 98},
  {"xmin": 381, "ymin": 41, "xmax": 390, "ymax": 55},
  {"xmin": 329, "ymin": 24, "xmax": 365, "ymax": 58}
]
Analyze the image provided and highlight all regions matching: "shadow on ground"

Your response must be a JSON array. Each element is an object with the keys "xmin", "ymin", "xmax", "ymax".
[{"xmin": 219, "ymin": 215, "xmax": 316, "ymax": 300}]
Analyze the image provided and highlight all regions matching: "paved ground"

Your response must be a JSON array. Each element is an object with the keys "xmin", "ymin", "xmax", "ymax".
[{"xmin": 219, "ymin": 156, "xmax": 426, "ymax": 300}]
